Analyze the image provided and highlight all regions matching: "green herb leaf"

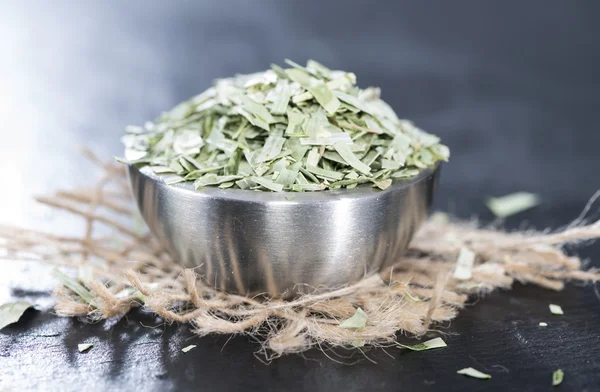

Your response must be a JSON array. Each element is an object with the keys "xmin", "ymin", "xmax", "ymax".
[
  {"xmin": 373, "ymin": 179, "xmax": 392, "ymax": 190},
  {"xmin": 274, "ymin": 162, "xmax": 299, "ymax": 186},
  {"xmin": 306, "ymin": 166, "xmax": 345, "ymax": 181},
  {"xmin": 269, "ymin": 80, "xmax": 294, "ymax": 115},
  {"xmin": 552, "ymin": 369, "xmax": 564, "ymax": 386},
  {"xmin": 238, "ymin": 95, "xmax": 275, "ymax": 126},
  {"xmin": 164, "ymin": 174, "xmax": 186, "ymax": 185},
  {"xmin": 285, "ymin": 67, "xmax": 313, "ymax": 87},
  {"xmin": 453, "ymin": 247, "xmax": 476, "ymax": 280},
  {"xmin": 251, "ymin": 176, "xmax": 284, "ymax": 192},
  {"xmin": 118, "ymin": 60, "xmax": 448, "ymax": 192},
  {"xmin": 291, "ymin": 183, "xmax": 326, "ymax": 192},
  {"xmin": 333, "ymin": 91, "xmax": 372, "ymax": 114},
  {"xmin": 338, "ymin": 307, "xmax": 368, "ymax": 329},
  {"xmin": 549, "ymin": 304, "xmax": 564, "ymax": 315},
  {"xmin": 194, "ymin": 174, "xmax": 244, "ymax": 188},
  {"xmin": 486, "ymin": 192, "xmax": 541, "ymax": 218},
  {"xmin": 299, "ymin": 131, "xmax": 353, "ymax": 146},
  {"xmin": 150, "ymin": 166, "xmax": 175, "ymax": 174},
  {"xmin": 304, "ymin": 109, "xmax": 327, "ymax": 139},
  {"xmin": 391, "ymin": 168, "xmax": 420, "ymax": 179},
  {"xmin": 0, "ymin": 301, "xmax": 34, "ymax": 330},
  {"xmin": 334, "ymin": 143, "xmax": 372, "ymax": 175},
  {"xmin": 398, "ymin": 337, "xmax": 447, "ymax": 351},
  {"xmin": 285, "ymin": 109, "xmax": 306, "ymax": 136},
  {"xmin": 255, "ymin": 132, "xmax": 286, "ymax": 163},
  {"xmin": 306, "ymin": 59, "xmax": 332, "ymax": 78},
  {"xmin": 51, "ymin": 268, "xmax": 94, "ymax": 304},
  {"xmin": 457, "ymin": 367, "xmax": 492, "ymax": 379},
  {"xmin": 78, "ymin": 343, "xmax": 93, "ymax": 353},
  {"xmin": 308, "ymin": 82, "xmax": 341, "ymax": 114},
  {"xmin": 182, "ymin": 344, "xmax": 197, "ymax": 353}
]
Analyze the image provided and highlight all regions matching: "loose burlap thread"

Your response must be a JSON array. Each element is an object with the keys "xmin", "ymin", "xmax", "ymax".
[{"xmin": 2, "ymin": 148, "xmax": 600, "ymax": 360}]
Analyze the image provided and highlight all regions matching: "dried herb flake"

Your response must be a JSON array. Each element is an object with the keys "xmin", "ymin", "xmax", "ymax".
[
  {"xmin": 338, "ymin": 307, "xmax": 368, "ymax": 329},
  {"xmin": 457, "ymin": 367, "xmax": 492, "ymax": 379},
  {"xmin": 486, "ymin": 192, "xmax": 540, "ymax": 218},
  {"xmin": 0, "ymin": 301, "xmax": 34, "ymax": 330},
  {"xmin": 552, "ymin": 369, "xmax": 564, "ymax": 386},
  {"xmin": 454, "ymin": 247, "xmax": 476, "ymax": 280},
  {"xmin": 119, "ymin": 60, "xmax": 448, "ymax": 192},
  {"xmin": 182, "ymin": 344, "xmax": 197, "ymax": 353},
  {"xmin": 78, "ymin": 343, "xmax": 93, "ymax": 353},
  {"xmin": 398, "ymin": 337, "xmax": 447, "ymax": 351},
  {"xmin": 549, "ymin": 304, "xmax": 564, "ymax": 315}
]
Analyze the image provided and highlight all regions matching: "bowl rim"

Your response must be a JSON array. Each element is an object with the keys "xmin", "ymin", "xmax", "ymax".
[{"xmin": 128, "ymin": 163, "xmax": 440, "ymax": 204}]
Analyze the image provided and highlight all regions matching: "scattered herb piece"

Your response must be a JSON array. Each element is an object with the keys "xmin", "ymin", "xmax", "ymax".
[
  {"xmin": 539, "ymin": 322, "xmax": 548, "ymax": 327},
  {"xmin": 457, "ymin": 367, "xmax": 492, "ymax": 379},
  {"xmin": 373, "ymin": 178, "xmax": 392, "ymax": 190},
  {"xmin": 398, "ymin": 337, "xmax": 447, "ymax": 351},
  {"xmin": 552, "ymin": 369, "xmax": 564, "ymax": 386},
  {"xmin": 338, "ymin": 307, "xmax": 368, "ymax": 329},
  {"xmin": 78, "ymin": 343, "xmax": 93, "ymax": 353},
  {"xmin": 549, "ymin": 304, "xmax": 564, "ymax": 315},
  {"xmin": 403, "ymin": 290, "xmax": 423, "ymax": 302},
  {"xmin": 182, "ymin": 344, "xmax": 197, "ymax": 353},
  {"xmin": 0, "ymin": 301, "xmax": 34, "ymax": 330},
  {"xmin": 351, "ymin": 339, "xmax": 366, "ymax": 347},
  {"xmin": 453, "ymin": 247, "xmax": 476, "ymax": 280},
  {"xmin": 333, "ymin": 143, "xmax": 372, "ymax": 175},
  {"xmin": 119, "ymin": 60, "xmax": 448, "ymax": 192},
  {"xmin": 51, "ymin": 268, "xmax": 94, "ymax": 304},
  {"xmin": 486, "ymin": 192, "xmax": 540, "ymax": 218}
]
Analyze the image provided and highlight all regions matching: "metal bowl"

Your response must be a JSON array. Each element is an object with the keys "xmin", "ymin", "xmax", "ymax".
[{"xmin": 128, "ymin": 164, "xmax": 440, "ymax": 297}]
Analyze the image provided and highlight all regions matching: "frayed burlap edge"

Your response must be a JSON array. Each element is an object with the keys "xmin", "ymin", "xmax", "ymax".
[{"xmin": 1, "ymin": 148, "xmax": 600, "ymax": 361}]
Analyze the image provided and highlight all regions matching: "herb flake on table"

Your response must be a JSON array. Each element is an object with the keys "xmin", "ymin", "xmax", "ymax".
[
  {"xmin": 0, "ymin": 301, "xmax": 34, "ymax": 330},
  {"xmin": 398, "ymin": 337, "xmax": 447, "ymax": 351},
  {"xmin": 182, "ymin": 344, "xmax": 197, "ymax": 353},
  {"xmin": 549, "ymin": 304, "xmax": 564, "ymax": 315},
  {"xmin": 552, "ymin": 369, "xmax": 564, "ymax": 386},
  {"xmin": 78, "ymin": 343, "xmax": 93, "ymax": 353},
  {"xmin": 457, "ymin": 367, "xmax": 492, "ymax": 379}
]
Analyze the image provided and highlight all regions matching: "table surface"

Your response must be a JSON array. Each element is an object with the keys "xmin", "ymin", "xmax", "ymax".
[{"xmin": 1, "ymin": 1, "xmax": 600, "ymax": 391}]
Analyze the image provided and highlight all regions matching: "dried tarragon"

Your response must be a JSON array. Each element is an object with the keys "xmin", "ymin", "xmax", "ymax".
[
  {"xmin": 119, "ymin": 60, "xmax": 449, "ymax": 192},
  {"xmin": 0, "ymin": 301, "xmax": 34, "ymax": 330}
]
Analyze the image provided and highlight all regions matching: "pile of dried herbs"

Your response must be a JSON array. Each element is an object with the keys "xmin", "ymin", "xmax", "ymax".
[{"xmin": 120, "ymin": 60, "xmax": 449, "ymax": 192}]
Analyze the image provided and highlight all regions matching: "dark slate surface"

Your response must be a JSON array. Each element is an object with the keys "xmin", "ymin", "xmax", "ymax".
[{"xmin": 1, "ymin": 1, "xmax": 599, "ymax": 391}]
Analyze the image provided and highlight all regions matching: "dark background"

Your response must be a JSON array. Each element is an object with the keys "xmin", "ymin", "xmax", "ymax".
[{"xmin": 1, "ymin": 1, "xmax": 600, "ymax": 391}]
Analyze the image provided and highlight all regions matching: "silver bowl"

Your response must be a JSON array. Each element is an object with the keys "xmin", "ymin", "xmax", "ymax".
[{"xmin": 128, "ymin": 164, "xmax": 440, "ymax": 297}]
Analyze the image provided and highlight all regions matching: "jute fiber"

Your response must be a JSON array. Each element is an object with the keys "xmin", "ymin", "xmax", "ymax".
[{"xmin": 2, "ymin": 149, "xmax": 599, "ymax": 359}]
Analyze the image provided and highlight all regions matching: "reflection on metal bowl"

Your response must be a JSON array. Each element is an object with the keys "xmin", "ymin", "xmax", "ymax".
[{"xmin": 128, "ymin": 164, "xmax": 440, "ymax": 297}]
